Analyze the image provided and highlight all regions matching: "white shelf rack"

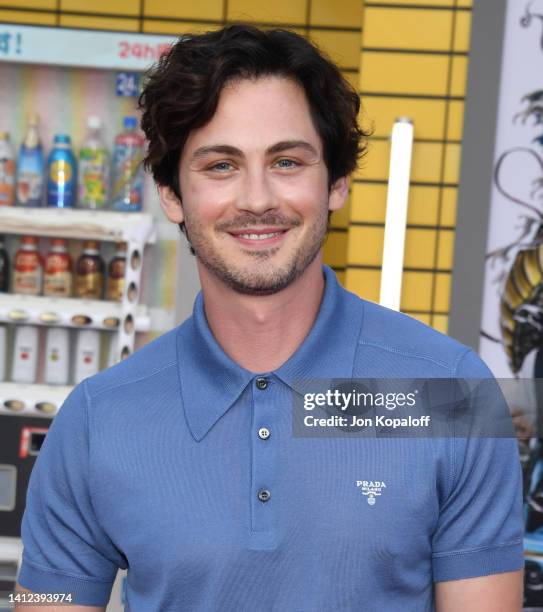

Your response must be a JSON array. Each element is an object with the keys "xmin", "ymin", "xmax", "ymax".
[
  {"xmin": 0, "ymin": 293, "xmax": 150, "ymax": 332},
  {"xmin": 0, "ymin": 207, "xmax": 156, "ymax": 244},
  {"xmin": 0, "ymin": 382, "xmax": 72, "ymax": 417}
]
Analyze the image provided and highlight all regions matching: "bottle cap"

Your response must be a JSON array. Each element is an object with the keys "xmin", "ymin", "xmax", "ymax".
[
  {"xmin": 123, "ymin": 116, "xmax": 138, "ymax": 130},
  {"xmin": 51, "ymin": 238, "xmax": 67, "ymax": 248},
  {"xmin": 87, "ymin": 116, "xmax": 101, "ymax": 130},
  {"xmin": 53, "ymin": 134, "xmax": 71, "ymax": 144},
  {"xmin": 21, "ymin": 236, "xmax": 38, "ymax": 246},
  {"xmin": 116, "ymin": 242, "xmax": 127, "ymax": 253},
  {"xmin": 83, "ymin": 240, "xmax": 100, "ymax": 251},
  {"xmin": 27, "ymin": 113, "xmax": 39, "ymax": 126}
]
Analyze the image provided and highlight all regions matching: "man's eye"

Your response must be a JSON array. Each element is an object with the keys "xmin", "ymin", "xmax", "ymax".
[
  {"xmin": 275, "ymin": 159, "xmax": 299, "ymax": 168},
  {"xmin": 209, "ymin": 162, "xmax": 233, "ymax": 172}
]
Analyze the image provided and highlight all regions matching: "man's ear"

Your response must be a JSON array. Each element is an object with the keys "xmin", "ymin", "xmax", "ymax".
[
  {"xmin": 328, "ymin": 176, "xmax": 350, "ymax": 212},
  {"xmin": 158, "ymin": 185, "xmax": 184, "ymax": 224}
]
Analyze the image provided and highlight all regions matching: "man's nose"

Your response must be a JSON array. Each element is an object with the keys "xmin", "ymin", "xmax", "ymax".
[{"xmin": 236, "ymin": 167, "xmax": 278, "ymax": 215}]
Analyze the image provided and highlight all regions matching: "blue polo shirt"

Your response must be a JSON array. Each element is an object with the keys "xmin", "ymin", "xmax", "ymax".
[{"xmin": 18, "ymin": 264, "xmax": 524, "ymax": 611}]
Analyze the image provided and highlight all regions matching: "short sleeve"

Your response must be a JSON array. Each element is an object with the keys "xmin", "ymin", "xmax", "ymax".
[
  {"xmin": 17, "ymin": 381, "xmax": 126, "ymax": 606},
  {"xmin": 431, "ymin": 349, "xmax": 524, "ymax": 582}
]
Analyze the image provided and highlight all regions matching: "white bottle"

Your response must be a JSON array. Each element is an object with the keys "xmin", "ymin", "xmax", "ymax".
[
  {"xmin": 12, "ymin": 325, "xmax": 39, "ymax": 383},
  {"xmin": 44, "ymin": 327, "xmax": 70, "ymax": 385},
  {"xmin": 0, "ymin": 325, "xmax": 6, "ymax": 381},
  {"xmin": 74, "ymin": 330, "xmax": 100, "ymax": 384}
]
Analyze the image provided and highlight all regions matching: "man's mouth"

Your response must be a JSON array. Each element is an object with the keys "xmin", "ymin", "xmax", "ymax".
[{"xmin": 227, "ymin": 228, "xmax": 290, "ymax": 246}]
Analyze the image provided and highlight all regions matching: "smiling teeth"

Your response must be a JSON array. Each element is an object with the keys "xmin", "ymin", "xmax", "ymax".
[{"xmin": 238, "ymin": 232, "xmax": 282, "ymax": 240}]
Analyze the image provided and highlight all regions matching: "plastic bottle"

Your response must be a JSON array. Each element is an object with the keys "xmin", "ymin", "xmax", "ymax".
[
  {"xmin": 0, "ymin": 235, "xmax": 9, "ymax": 292},
  {"xmin": 0, "ymin": 132, "xmax": 15, "ymax": 206},
  {"xmin": 14, "ymin": 236, "xmax": 43, "ymax": 295},
  {"xmin": 44, "ymin": 327, "xmax": 70, "ymax": 385},
  {"xmin": 74, "ymin": 329, "xmax": 100, "ymax": 383},
  {"xmin": 16, "ymin": 114, "xmax": 44, "ymax": 207},
  {"xmin": 74, "ymin": 240, "xmax": 104, "ymax": 299},
  {"xmin": 106, "ymin": 242, "xmax": 127, "ymax": 301},
  {"xmin": 78, "ymin": 116, "xmax": 110, "ymax": 209},
  {"xmin": 110, "ymin": 116, "xmax": 145, "ymax": 212},
  {"xmin": 44, "ymin": 238, "xmax": 73, "ymax": 297},
  {"xmin": 12, "ymin": 325, "xmax": 39, "ymax": 384},
  {"xmin": 47, "ymin": 134, "xmax": 77, "ymax": 208},
  {"xmin": 0, "ymin": 325, "xmax": 6, "ymax": 381}
]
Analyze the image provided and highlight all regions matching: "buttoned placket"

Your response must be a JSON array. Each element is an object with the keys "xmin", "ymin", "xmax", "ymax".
[{"xmin": 249, "ymin": 374, "xmax": 279, "ymax": 550}]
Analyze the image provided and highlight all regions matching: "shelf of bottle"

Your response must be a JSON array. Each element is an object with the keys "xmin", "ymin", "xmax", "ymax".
[
  {"xmin": 0, "ymin": 208, "xmax": 157, "ymax": 244},
  {"xmin": 0, "ymin": 293, "xmax": 150, "ymax": 331},
  {"xmin": 0, "ymin": 382, "xmax": 72, "ymax": 418}
]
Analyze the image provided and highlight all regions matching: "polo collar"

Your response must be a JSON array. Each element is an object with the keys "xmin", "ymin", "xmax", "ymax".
[{"xmin": 176, "ymin": 264, "xmax": 365, "ymax": 441}]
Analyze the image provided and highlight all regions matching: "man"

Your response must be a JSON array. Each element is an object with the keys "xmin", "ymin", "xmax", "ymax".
[{"xmin": 16, "ymin": 24, "xmax": 524, "ymax": 611}]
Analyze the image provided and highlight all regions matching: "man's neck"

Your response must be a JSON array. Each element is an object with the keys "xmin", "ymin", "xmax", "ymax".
[{"xmin": 197, "ymin": 258, "xmax": 325, "ymax": 373}]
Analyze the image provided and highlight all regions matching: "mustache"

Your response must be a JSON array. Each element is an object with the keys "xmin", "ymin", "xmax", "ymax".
[{"xmin": 216, "ymin": 214, "xmax": 302, "ymax": 231}]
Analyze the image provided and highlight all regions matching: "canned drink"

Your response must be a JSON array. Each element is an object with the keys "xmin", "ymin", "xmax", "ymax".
[
  {"xmin": 14, "ymin": 236, "xmax": 43, "ymax": 295},
  {"xmin": 74, "ymin": 240, "xmax": 104, "ymax": 299},
  {"xmin": 44, "ymin": 238, "xmax": 73, "ymax": 297}
]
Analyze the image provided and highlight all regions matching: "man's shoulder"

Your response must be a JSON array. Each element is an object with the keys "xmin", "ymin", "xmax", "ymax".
[
  {"xmin": 85, "ymin": 325, "xmax": 180, "ymax": 398},
  {"xmin": 353, "ymin": 295, "xmax": 472, "ymax": 375}
]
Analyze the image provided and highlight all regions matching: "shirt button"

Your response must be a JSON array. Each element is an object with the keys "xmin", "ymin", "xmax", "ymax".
[
  {"xmin": 258, "ymin": 427, "xmax": 270, "ymax": 440},
  {"xmin": 255, "ymin": 377, "xmax": 268, "ymax": 390},
  {"xmin": 258, "ymin": 489, "xmax": 271, "ymax": 502}
]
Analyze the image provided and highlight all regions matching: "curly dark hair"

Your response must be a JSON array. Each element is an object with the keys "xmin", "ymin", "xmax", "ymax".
[{"xmin": 138, "ymin": 23, "xmax": 370, "ymax": 253}]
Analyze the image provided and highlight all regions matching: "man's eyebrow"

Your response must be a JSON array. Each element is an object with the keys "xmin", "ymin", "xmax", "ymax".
[{"xmin": 190, "ymin": 140, "xmax": 318, "ymax": 161}]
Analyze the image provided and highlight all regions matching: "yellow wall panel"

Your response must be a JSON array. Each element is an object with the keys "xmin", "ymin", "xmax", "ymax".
[
  {"xmin": 363, "ymin": 7, "xmax": 453, "ymax": 51},
  {"xmin": 450, "ymin": 55, "xmax": 468, "ymax": 96},
  {"xmin": 361, "ymin": 96, "xmax": 446, "ymax": 140},
  {"xmin": 310, "ymin": 30, "xmax": 361, "ymax": 68},
  {"xmin": 404, "ymin": 229, "xmax": 436, "ymax": 269},
  {"xmin": 443, "ymin": 143, "xmax": 461, "ymax": 183},
  {"xmin": 434, "ymin": 273, "xmax": 451, "ymax": 311},
  {"xmin": 335, "ymin": 270, "xmax": 346, "ymax": 287},
  {"xmin": 143, "ymin": 21, "xmax": 220, "ymax": 35},
  {"xmin": 311, "ymin": 0, "xmax": 362, "ymax": 27},
  {"xmin": 408, "ymin": 186, "xmax": 440, "ymax": 225},
  {"xmin": 145, "ymin": 0, "xmax": 223, "ymax": 21},
  {"xmin": 323, "ymin": 231, "xmax": 348, "ymax": 267},
  {"xmin": 61, "ymin": 0, "xmax": 139, "ymax": 14},
  {"xmin": 227, "ymin": 0, "xmax": 306, "ymax": 25},
  {"xmin": 351, "ymin": 183, "xmax": 387, "ymax": 223},
  {"xmin": 457, "ymin": 0, "xmax": 472, "ymax": 7},
  {"xmin": 437, "ymin": 229, "xmax": 454, "ymax": 269},
  {"xmin": 432, "ymin": 314, "xmax": 449, "ymax": 333},
  {"xmin": 411, "ymin": 142, "xmax": 443, "ymax": 183},
  {"xmin": 0, "ymin": 0, "xmax": 55, "ymax": 8},
  {"xmin": 408, "ymin": 312, "xmax": 431, "ymax": 325},
  {"xmin": 453, "ymin": 11, "xmax": 471, "ymax": 52},
  {"xmin": 60, "ymin": 14, "xmax": 138, "ymax": 30},
  {"xmin": 401, "ymin": 272, "xmax": 433, "ymax": 311},
  {"xmin": 354, "ymin": 139, "xmax": 389, "ymax": 181},
  {"xmin": 348, "ymin": 226, "xmax": 384, "ymax": 266},
  {"xmin": 0, "ymin": 8, "xmax": 55, "ymax": 24},
  {"xmin": 372, "ymin": 0, "xmax": 454, "ymax": 4},
  {"xmin": 360, "ymin": 52, "xmax": 449, "ymax": 95},
  {"xmin": 350, "ymin": 184, "xmax": 441, "ymax": 226},
  {"xmin": 345, "ymin": 268, "xmax": 381, "ymax": 303},
  {"xmin": 447, "ymin": 100, "xmax": 465, "ymax": 140},
  {"xmin": 330, "ymin": 197, "xmax": 351, "ymax": 228},
  {"xmin": 440, "ymin": 187, "xmax": 457, "ymax": 226}
]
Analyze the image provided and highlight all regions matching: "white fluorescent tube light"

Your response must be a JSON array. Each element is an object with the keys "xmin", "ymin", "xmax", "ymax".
[{"xmin": 379, "ymin": 118, "xmax": 414, "ymax": 311}]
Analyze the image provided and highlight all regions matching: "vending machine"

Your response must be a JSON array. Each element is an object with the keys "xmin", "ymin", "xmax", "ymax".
[{"xmin": 0, "ymin": 23, "xmax": 196, "ymax": 611}]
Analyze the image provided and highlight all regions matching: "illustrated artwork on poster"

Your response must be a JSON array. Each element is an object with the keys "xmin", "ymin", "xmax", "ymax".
[{"xmin": 478, "ymin": 2, "xmax": 543, "ymax": 609}]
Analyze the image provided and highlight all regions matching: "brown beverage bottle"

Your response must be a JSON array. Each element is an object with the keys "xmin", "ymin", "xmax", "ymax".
[
  {"xmin": 106, "ymin": 242, "xmax": 127, "ymax": 302},
  {"xmin": 74, "ymin": 240, "xmax": 104, "ymax": 299}
]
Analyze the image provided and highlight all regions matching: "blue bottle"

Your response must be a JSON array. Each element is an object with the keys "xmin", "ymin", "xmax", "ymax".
[
  {"xmin": 16, "ymin": 114, "xmax": 44, "ymax": 207},
  {"xmin": 47, "ymin": 134, "xmax": 77, "ymax": 208}
]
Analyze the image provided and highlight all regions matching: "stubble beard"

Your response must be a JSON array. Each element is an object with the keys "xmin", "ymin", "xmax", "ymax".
[{"xmin": 184, "ymin": 205, "xmax": 330, "ymax": 296}]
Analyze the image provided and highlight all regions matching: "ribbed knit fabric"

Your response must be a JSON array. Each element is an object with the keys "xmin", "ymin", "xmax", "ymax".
[{"xmin": 17, "ymin": 265, "xmax": 524, "ymax": 611}]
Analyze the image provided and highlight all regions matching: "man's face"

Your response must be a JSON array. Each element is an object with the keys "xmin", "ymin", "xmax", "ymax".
[{"xmin": 160, "ymin": 75, "xmax": 348, "ymax": 296}]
